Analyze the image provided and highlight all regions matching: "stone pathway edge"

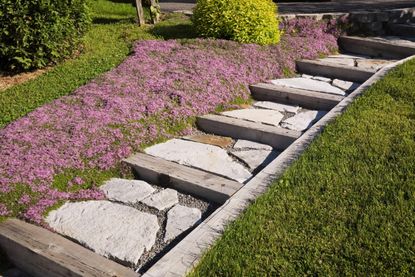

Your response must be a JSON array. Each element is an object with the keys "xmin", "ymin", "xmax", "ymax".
[{"xmin": 142, "ymin": 55, "xmax": 415, "ymax": 277}]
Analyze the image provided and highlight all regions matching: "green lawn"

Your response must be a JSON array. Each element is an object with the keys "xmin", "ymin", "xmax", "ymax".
[
  {"xmin": 0, "ymin": 1, "xmax": 194, "ymax": 272},
  {"xmin": 190, "ymin": 59, "xmax": 415, "ymax": 276},
  {"xmin": 0, "ymin": 0, "xmax": 193, "ymax": 128}
]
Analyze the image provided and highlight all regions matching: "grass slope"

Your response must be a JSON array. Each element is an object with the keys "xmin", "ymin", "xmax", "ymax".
[{"xmin": 190, "ymin": 59, "xmax": 415, "ymax": 276}]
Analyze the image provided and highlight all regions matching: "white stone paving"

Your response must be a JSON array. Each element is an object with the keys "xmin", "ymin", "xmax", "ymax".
[
  {"xmin": 356, "ymin": 59, "xmax": 392, "ymax": 70},
  {"xmin": 100, "ymin": 178, "xmax": 155, "ymax": 204},
  {"xmin": 253, "ymin": 101, "xmax": 300, "ymax": 114},
  {"xmin": 231, "ymin": 149, "xmax": 279, "ymax": 170},
  {"xmin": 281, "ymin": 110, "xmax": 327, "ymax": 131},
  {"xmin": 328, "ymin": 53, "xmax": 370, "ymax": 59},
  {"xmin": 332, "ymin": 79, "xmax": 360, "ymax": 92},
  {"xmin": 46, "ymin": 201, "xmax": 159, "ymax": 265},
  {"xmin": 145, "ymin": 139, "xmax": 252, "ymax": 183},
  {"xmin": 142, "ymin": 189, "xmax": 179, "ymax": 211},
  {"xmin": 164, "ymin": 204, "xmax": 201, "ymax": 242},
  {"xmin": 271, "ymin": 78, "xmax": 346, "ymax": 96},
  {"xmin": 312, "ymin": 76, "xmax": 331, "ymax": 83},
  {"xmin": 233, "ymin": 139, "xmax": 273, "ymax": 151},
  {"xmin": 222, "ymin": 108, "xmax": 284, "ymax": 126},
  {"xmin": 319, "ymin": 57, "xmax": 355, "ymax": 67}
]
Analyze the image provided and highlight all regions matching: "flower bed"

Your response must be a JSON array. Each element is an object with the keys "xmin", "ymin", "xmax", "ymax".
[{"xmin": 0, "ymin": 19, "xmax": 339, "ymax": 224}]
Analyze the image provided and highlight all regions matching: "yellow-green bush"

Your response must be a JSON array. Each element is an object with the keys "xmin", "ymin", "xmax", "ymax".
[{"xmin": 192, "ymin": 0, "xmax": 280, "ymax": 45}]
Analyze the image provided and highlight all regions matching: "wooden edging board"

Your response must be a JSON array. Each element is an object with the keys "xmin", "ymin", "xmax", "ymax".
[
  {"xmin": 123, "ymin": 153, "xmax": 243, "ymax": 204},
  {"xmin": 0, "ymin": 219, "xmax": 138, "ymax": 277},
  {"xmin": 143, "ymin": 55, "xmax": 415, "ymax": 277},
  {"xmin": 339, "ymin": 36, "xmax": 415, "ymax": 59},
  {"xmin": 296, "ymin": 59, "xmax": 375, "ymax": 82},
  {"xmin": 196, "ymin": 114, "xmax": 301, "ymax": 150},
  {"xmin": 250, "ymin": 82, "xmax": 344, "ymax": 110}
]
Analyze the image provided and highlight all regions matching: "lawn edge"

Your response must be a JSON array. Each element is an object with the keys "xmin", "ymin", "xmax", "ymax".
[{"xmin": 142, "ymin": 55, "xmax": 415, "ymax": 277}]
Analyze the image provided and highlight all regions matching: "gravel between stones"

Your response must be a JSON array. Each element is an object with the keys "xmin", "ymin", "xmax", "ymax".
[{"xmin": 126, "ymin": 183, "xmax": 217, "ymax": 274}]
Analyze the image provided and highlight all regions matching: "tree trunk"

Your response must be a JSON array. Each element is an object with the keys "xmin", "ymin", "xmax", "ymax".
[
  {"xmin": 149, "ymin": 0, "xmax": 160, "ymax": 24},
  {"xmin": 135, "ymin": 0, "xmax": 145, "ymax": 26}
]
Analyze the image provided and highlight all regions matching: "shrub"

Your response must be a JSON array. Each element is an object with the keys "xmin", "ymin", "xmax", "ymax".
[
  {"xmin": 192, "ymin": 0, "xmax": 281, "ymax": 45},
  {"xmin": 0, "ymin": 0, "xmax": 91, "ymax": 71}
]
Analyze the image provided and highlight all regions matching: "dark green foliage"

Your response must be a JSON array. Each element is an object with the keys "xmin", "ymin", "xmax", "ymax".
[
  {"xmin": 0, "ymin": 0, "xmax": 91, "ymax": 71},
  {"xmin": 190, "ymin": 59, "xmax": 415, "ymax": 276}
]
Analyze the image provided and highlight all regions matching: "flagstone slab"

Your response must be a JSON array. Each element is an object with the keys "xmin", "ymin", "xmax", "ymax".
[
  {"xmin": 270, "ymin": 78, "xmax": 346, "ymax": 96},
  {"xmin": 312, "ymin": 76, "xmax": 332, "ymax": 83},
  {"xmin": 100, "ymin": 178, "xmax": 155, "ymax": 204},
  {"xmin": 319, "ymin": 57, "xmax": 356, "ymax": 67},
  {"xmin": 141, "ymin": 188, "xmax": 179, "ymax": 211},
  {"xmin": 45, "ymin": 201, "xmax": 159, "ymax": 265},
  {"xmin": 164, "ymin": 205, "xmax": 201, "ymax": 242},
  {"xmin": 233, "ymin": 139, "xmax": 273, "ymax": 151},
  {"xmin": 183, "ymin": 134, "xmax": 233, "ymax": 148},
  {"xmin": 231, "ymin": 149, "xmax": 279, "ymax": 170},
  {"xmin": 145, "ymin": 139, "xmax": 252, "ymax": 183},
  {"xmin": 281, "ymin": 110, "xmax": 327, "ymax": 131},
  {"xmin": 253, "ymin": 101, "xmax": 300, "ymax": 114},
  {"xmin": 327, "ymin": 53, "xmax": 370, "ymax": 59},
  {"xmin": 332, "ymin": 79, "xmax": 360, "ymax": 92},
  {"xmin": 356, "ymin": 59, "xmax": 393, "ymax": 70},
  {"xmin": 222, "ymin": 108, "xmax": 284, "ymax": 126}
]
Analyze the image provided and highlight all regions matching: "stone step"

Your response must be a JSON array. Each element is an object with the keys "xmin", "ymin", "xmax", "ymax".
[
  {"xmin": 339, "ymin": 36, "xmax": 415, "ymax": 59},
  {"xmin": 270, "ymin": 77, "xmax": 346, "ymax": 96},
  {"xmin": 144, "ymin": 139, "xmax": 252, "ymax": 183},
  {"xmin": 123, "ymin": 153, "xmax": 243, "ymax": 204},
  {"xmin": 250, "ymin": 83, "xmax": 343, "ymax": 111},
  {"xmin": 387, "ymin": 23, "xmax": 415, "ymax": 36},
  {"xmin": 296, "ymin": 59, "xmax": 375, "ymax": 83},
  {"xmin": 0, "ymin": 219, "xmax": 138, "ymax": 277},
  {"xmin": 319, "ymin": 54, "xmax": 394, "ymax": 71},
  {"xmin": 196, "ymin": 114, "xmax": 300, "ymax": 150}
]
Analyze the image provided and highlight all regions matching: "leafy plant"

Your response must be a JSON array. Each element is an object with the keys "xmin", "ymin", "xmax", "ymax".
[
  {"xmin": 0, "ymin": 0, "xmax": 91, "ymax": 71},
  {"xmin": 192, "ymin": 0, "xmax": 281, "ymax": 45}
]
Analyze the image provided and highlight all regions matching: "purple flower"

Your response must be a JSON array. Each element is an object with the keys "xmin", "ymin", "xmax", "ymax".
[
  {"xmin": 0, "ymin": 18, "xmax": 339, "ymax": 223},
  {"xmin": 18, "ymin": 194, "xmax": 31, "ymax": 205},
  {"xmin": 0, "ymin": 204, "xmax": 10, "ymax": 216}
]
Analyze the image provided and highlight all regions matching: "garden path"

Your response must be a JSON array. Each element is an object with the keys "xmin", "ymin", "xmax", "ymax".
[{"xmin": 41, "ymin": 35, "xmax": 415, "ymax": 275}]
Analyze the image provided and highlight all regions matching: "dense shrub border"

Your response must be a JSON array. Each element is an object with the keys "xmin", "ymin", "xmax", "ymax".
[
  {"xmin": 0, "ymin": 0, "xmax": 172, "ymax": 129},
  {"xmin": 189, "ymin": 59, "xmax": 415, "ymax": 275},
  {"xmin": 0, "ymin": 19, "xmax": 338, "ymax": 224},
  {"xmin": 0, "ymin": 0, "xmax": 91, "ymax": 71}
]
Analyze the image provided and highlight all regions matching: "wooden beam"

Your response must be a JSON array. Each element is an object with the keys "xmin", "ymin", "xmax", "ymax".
[
  {"xmin": 339, "ymin": 36, "xmax": 415, "ymax": 59},
  {"xmin": 196, "ymin": 114, "xmax": 300, "ymax": 150},
  {"xmin": 124, "ymin": 153, "xmax": 243, "ymax": 204},
  {"xmin": 387, "ymin": 23, "xmax": 415, "ymax": 36},
  {"xmin": 250, "ymin": 83, "xmax": 344, "ymax": 111},
  {"xmin": 0, "ymin": 219, "xmax": 138, "ymax": 277},
  {"xmin": 296, "ymin": 59, "xmax": 375, "ymax": 83}
]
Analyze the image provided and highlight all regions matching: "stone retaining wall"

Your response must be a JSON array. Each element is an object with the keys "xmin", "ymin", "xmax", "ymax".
[{"xmin": 280, "ymin": 7, "xmax": 415, "ymax": 35}]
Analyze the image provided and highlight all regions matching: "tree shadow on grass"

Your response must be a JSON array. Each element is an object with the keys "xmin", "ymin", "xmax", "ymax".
[
  {"xmin": 150, "ymin": 14, "xmax": 198, "ymax": 40},
  {"xmin": 151, "ymin": 23, "xmax": 198, "ymax": 39},
  {"xmin": 92, "ymin": 17, "xmax": 135, "ymax": 25}
]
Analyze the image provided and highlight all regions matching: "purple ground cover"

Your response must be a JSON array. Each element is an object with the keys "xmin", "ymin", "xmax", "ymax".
[{"xmin": 0, "ymin": 19, "xmax": 339, "ymax": 224}]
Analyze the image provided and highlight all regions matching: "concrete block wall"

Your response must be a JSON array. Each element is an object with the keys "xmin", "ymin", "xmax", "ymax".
[{"xmin": 280, "ymin": 7, "xmax": 415, "ymax": 35}]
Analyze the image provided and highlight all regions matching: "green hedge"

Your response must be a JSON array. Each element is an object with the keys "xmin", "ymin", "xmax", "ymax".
[{"xmin": 0, "ymin": 0, "xmax": 91, "ymax": 71}]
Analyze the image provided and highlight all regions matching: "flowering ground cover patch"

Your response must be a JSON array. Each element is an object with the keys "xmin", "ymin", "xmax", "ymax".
[{"xmin": 0, "ymin": 19, "xmax": 338, "ymax": 224}]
